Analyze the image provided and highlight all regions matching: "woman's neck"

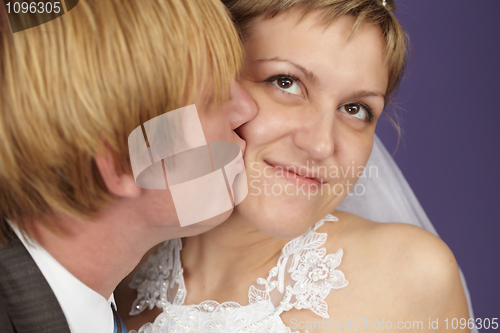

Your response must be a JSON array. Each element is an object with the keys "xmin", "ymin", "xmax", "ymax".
[{"xmin": 180, "ymin": 210, "xmax": 289, "ymax": 305}]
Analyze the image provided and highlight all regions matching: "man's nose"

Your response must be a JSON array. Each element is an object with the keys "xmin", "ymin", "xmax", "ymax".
[{"xmin": 226, "ymin": 80, "xmax": 258, "ymax": 130}]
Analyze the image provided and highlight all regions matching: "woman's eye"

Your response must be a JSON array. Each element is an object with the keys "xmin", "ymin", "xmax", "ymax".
[
  {"xmin": 339, "ymin": 103, "xmax": 369, "ymax": 121},
  {"xmin": 271, "ymin": 76, "xmax": 302, "ymax": 96}
]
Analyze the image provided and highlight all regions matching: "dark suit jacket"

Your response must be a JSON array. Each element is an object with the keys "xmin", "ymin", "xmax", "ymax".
[{"xmin": 0, "ymin": 229, "xmax": 70, "ymax": 333}]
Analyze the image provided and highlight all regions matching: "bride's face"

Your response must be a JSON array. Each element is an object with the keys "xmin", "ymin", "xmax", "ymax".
[{"xmin": 235, "ymin": 12, "xmax": 389, "ymax": 238}]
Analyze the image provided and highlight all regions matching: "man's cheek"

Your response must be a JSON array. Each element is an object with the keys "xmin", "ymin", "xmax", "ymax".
[{"xmin": 128, "ymin": 104, "xmax": 247, "ymax": 227}]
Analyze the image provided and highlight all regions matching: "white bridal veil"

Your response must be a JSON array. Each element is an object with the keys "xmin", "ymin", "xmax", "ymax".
[{"xmin": 337, "ymin": 135, "xmax": 478, "ymax": 332}]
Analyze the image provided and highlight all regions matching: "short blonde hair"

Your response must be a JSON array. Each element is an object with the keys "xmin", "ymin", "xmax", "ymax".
[
  {"xmin": 0, "ymin": 0, "xmax": 241, "ymax": 239},
  {"xmin": 224, "ymin": 0, "xmax": 407, "ymax": 129}
]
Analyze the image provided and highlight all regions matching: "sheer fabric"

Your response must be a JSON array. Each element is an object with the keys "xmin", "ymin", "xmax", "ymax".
[{"xmin": 337, "ymin": 135, "xmax": 477, "ymax": 332}]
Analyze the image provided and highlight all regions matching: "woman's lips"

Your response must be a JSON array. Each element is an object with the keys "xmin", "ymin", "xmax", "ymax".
[{"xmin": 264, "ymin": 160, "xmax": 322, "ymax": 186}]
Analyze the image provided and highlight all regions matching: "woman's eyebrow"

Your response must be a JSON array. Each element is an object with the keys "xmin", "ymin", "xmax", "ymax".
[
  {"xmin": 345, "ymin": 90, "xmax": 386, "ymax": 100},
  {"xmin": 255, "ymin": 57, "xmax": 319, "ymax": 84},
  {"xmin": 254, "ymin": 58, "xmax": 385, "ymax": 99}
]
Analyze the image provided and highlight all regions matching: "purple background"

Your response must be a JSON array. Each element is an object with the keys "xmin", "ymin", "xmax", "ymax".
[{"xmin": 376, "ymin": 0, "xmax": 500, "ymax": 324}]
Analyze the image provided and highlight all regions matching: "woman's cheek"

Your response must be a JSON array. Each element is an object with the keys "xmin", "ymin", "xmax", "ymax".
[{"xmin": 238, "ymin": 110, "xmax": 273, "ymax": 146}]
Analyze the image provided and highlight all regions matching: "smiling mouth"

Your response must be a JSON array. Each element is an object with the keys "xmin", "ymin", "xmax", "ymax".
[{"xmin": 264, "ymin": 160, "xmax": 324, "ymax": 185}]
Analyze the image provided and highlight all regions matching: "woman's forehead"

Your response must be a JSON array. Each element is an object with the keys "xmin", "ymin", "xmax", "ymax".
[{"xmin": 244, "ymin": 12, "xmax": 389, "ymax": 94}]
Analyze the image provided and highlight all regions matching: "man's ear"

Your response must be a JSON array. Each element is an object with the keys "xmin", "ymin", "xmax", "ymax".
[{"xmin": 94, "ymin": 149, "xmax": 141, "ymax": 199}]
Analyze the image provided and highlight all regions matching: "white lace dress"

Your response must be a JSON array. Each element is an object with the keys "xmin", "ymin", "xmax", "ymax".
[{"xmin": 128, "ymin": 214, "xmax": 348, "ymax": 333}]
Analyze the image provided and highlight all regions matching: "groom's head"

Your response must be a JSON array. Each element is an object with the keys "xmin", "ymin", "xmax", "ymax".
[{"xmin": 0, "ymin": 0, "xmax": 256, "ymax": 241}]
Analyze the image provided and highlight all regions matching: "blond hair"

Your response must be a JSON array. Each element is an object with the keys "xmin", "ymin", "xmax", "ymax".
[
  {"xmin": 224, "ymin": 0, "xmax": 407, "ymax": 131},
  {"xmin": 0, "ymin": 0, "xmax": 241, "ymax": 239}
]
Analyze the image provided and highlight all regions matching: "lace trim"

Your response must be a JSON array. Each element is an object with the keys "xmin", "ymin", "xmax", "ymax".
[
  {"xmin": 129, "ymin": 239, "xmax": 184, "ymax": 314},
  {"xmin": 252, "ymin": 214, "xmax": 348, "ymax": 318},
  {"xmin": 129, "ymin": 214, "xmax": 348, "ymax": 332}
]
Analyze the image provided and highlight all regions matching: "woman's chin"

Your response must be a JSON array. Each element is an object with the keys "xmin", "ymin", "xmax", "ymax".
[{"xmin": 235, "ymin": 198, "xmax": 321, "ymax": 239}]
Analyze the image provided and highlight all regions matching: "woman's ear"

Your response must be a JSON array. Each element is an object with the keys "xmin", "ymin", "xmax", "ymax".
[{"xmin": 94, "ymin": 149, "xmax": 141, "ymax": 199}]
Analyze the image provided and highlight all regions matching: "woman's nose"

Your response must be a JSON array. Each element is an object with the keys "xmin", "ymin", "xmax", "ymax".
[
  {"xmin": 226, "ymin": 80, "xmax": 258, "ymax": 130},
  {"xmin": 293, "ymin": 114, "xmax": 335, "ymax": 161}
]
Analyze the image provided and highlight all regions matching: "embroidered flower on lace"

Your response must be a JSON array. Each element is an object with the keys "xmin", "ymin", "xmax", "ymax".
[
  {"xmin": 255, "ymin": 214, "xmax": 348, "ymax": 318},
  {"xmin": 291, "ymin": 250, "xmax": 346, "ymax": 317},
  {"xmin": 129, "ymin": 214, "xmax": 348, "ymax": 333}
]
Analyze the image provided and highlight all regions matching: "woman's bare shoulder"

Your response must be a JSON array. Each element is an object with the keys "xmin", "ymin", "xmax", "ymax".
[
  {"xmin": 325, "ymin": 209, "xmax": 455, "ymax": 270},
  {"xmin": 317, "ymin": 210, "xmax": 469, "ymax": 323}
]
